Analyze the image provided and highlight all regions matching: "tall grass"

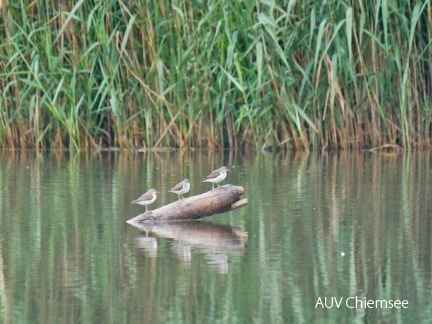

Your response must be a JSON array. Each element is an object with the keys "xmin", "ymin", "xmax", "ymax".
[{"xmin": 0, "ymin": 0, "xmax": 431, "ymax": 150}]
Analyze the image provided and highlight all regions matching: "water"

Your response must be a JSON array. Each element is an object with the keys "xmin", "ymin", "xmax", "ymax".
[{"xmin": 0, "ymin": 151, "xmax": 431, "ymax": 323}]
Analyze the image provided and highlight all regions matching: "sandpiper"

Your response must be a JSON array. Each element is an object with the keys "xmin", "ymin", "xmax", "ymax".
[
  {"xmin": 202, "ymin": 166, "xmax": 230, "ymax": 189},
  {"xmin": 169, "ymin": 179, "xmax": 190, "ymax": 200},
  {"xmin": 131, "ymin": 188, "xmax": 159, "ymax": 212}
]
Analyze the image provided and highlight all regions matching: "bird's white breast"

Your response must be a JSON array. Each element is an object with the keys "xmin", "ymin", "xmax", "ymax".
[
  {"xmin": 137, "ymin": 194, "xmax": 157, "ymax": 205},
  {"xmin": 203, "ymin": 171, "xmax": 226, "ymax": 183},
  {"xmin": 175, "ymin": 182, "xmax": 190, "ymax": 194}
]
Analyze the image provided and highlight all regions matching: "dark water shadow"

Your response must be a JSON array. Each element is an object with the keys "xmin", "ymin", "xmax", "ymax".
[{"xmin": 131, "ymin": 221, "xmax": 248, "ymax": 274}]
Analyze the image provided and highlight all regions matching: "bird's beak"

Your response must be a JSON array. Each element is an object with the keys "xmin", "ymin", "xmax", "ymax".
[{"xmin": 227, "ymin": 169, "xmax": 231, "ymax": 172}]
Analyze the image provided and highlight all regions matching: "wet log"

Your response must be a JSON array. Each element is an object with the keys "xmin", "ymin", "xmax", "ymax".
[{"xmin": 127, "ymin": 184, "xmax": 247, "ymax": 224}]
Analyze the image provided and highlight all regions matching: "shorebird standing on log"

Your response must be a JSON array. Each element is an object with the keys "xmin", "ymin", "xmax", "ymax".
[
  {"xmin": 202, "ymin": 166, "xmax": 230, "ymax": 190},
  {"xmin": 169, "ymin": 179, "xmax": 190, "ymax": 200},
  {"xmin": 131, "ymin": 189, "xmax": 160, "ymax": 212}
]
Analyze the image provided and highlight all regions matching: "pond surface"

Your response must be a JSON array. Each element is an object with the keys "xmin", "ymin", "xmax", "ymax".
[{"xmin": 0, "ymin": 150, "xmax": 431, "ymax": 323}]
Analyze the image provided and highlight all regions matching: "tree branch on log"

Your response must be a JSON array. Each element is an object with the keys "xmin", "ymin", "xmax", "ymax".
[{"xmin": 127, "ymin": 184, "xmax": 247, "ymax": 223}]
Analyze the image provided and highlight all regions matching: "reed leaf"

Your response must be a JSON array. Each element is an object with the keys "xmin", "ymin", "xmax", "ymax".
[{"xmin": 0, "ymin": 0, "xmax": 431, "ymax": 149}]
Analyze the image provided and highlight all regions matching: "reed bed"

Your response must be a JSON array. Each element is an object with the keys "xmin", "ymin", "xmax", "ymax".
[{"xmin": 0, "ymin": 0, "xmax": 431, "ymax": 150}]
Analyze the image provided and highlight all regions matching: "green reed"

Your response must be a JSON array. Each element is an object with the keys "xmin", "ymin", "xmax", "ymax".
[{"xmin": 0, "ymin": 0, "xmax": 431, "ymax": 150}]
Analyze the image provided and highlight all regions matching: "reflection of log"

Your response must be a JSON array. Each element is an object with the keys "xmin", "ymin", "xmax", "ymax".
[
  {"xmin": 127, "ymin": 184, "xmax": 247, "ymax": 223},
  {"xmin": 129, "ymin": 221, "xmax": 248, "ymax": 273},
  {"xmin": 130, "ymin": 221, "xmax": 248, "ymax": 251}
]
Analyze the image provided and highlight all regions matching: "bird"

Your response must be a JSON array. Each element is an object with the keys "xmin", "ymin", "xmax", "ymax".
[
  {"xmin": 131, "ymin": 188, "xmax": 159, "ymax": 212},
  {"xmin": 169, "ymin": 179, "xmax": 190, "ymax": 200},
  {"xmin": 202, "ymin": 166, "xmax": 230, "ymax": 189}
]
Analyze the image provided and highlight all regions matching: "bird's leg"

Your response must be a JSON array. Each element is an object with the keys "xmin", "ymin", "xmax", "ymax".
[
  {"xmin": 145, "ymin": 205, "xmax": 148, "ymax": 212},
  {"xmin": 178, "ymin": 194, "xmax": 181, "ymax": 201}
]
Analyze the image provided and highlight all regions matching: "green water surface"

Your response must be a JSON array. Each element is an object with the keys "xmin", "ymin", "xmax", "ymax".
[{"xmin": 0, "ymin": 151, "xmax": 430, "ymax": 323}]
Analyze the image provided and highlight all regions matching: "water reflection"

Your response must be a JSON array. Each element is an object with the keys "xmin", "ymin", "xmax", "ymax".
[
  {"xmin": 130, "ymin": 221, "xmax": 248, "ymax": 274},
  {"xmin": 0, "ymin": 151, "xmax": 431, "ymax": 323},
  {"xmin": 135, "ymin": 237, "xmax": 158, "ymax": 257}
]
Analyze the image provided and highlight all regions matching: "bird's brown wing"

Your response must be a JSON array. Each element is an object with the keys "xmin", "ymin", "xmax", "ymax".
[
  {"xmin": 203, "ymin": 168, "xmax": 221, "ymax": 180},
  {"xmin": 133, "ymin": 190, "xmax": 153, "ymax": 202},
  {"xmin": 170, "ymin": 181, "xmax": 184, "ymax": 192}
]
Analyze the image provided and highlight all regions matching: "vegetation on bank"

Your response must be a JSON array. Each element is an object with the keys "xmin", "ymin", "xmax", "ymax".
[{"xmin": 0, "ymin": 0, "xmax": 431, "ymax": 150}]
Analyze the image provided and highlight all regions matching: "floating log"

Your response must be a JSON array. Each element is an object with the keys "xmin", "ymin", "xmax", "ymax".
[{"xmin": 127, "ymin": 184, "xmax": 247, "ymax": 223}]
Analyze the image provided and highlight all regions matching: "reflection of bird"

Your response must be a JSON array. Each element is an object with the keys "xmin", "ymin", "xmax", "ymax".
[
  {"xmin": 169, "ymin": 179, "xmax": 190, "ymax": 200},
  {"xmin": 202, "ymin": 166, "xmax": 230, "ymax": 189},
  {"xmin": 131, "ymin": 189, "xmax": 159, "ymax": 212},
  {"xmin": 205, "ymin": 253, "xmax": 229, "ymax": 274},
  {"xmin": 135, "ymin": 237, "xmax": 158, "ymax": 258}
]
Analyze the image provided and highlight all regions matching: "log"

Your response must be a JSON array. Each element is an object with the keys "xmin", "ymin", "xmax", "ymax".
[{"xmin": 127, "ymin": 184, "xmax": 247, "ymax": 223}]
